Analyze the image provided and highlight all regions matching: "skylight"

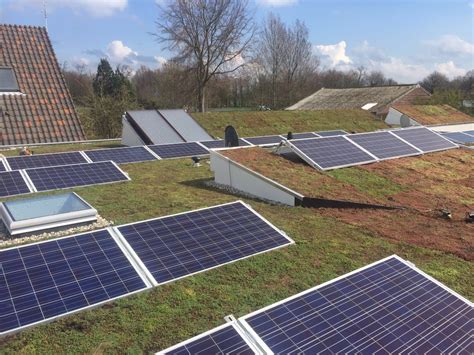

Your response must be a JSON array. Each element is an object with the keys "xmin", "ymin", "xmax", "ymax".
[
  {"xmin": 361, "ymin": 102, "xmax": 378, "ymax": 110},
  {"xmin": 0, "ymin": 67, "xmax": 20, "ymax": 92}
]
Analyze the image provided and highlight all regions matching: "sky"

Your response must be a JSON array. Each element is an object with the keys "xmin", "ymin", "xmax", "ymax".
[{"xmin": 1, "ymin": 0, "xmax": 473, "ymax": 83}]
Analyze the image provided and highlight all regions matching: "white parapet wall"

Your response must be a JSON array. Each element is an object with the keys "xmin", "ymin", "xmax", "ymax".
[
  {"xmin": 210, "ymin": 150, "xmax": 303, "ymax": 206},
  {"xmin": 429, "ymin": 122, "xmax": 474, "ymax": 133}
]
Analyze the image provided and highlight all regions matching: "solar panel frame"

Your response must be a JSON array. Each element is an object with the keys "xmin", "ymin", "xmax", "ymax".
[
  {"xmin": 156, "ymin": 321, "xmax": 261, "ymax": 355},
  {"xmin": 285, "ymin": 136, "xmax": 377, "ymax": 170},
  {"xmin": 24, "ymin": 161, "xmax": 130, "ymax": 192},
  {"xmin": 0, "ymin": 170, "xmax": 32, "ymax": 198},
  {"xmin": 0, "ymin": 228, "xmax": 151, "ymax": 336},
  {"xmin": 346, "ymin": 131, "xmax": 422, "ymax": 160},
  {"xmin": 390, "ymin": 127, "xmax": 458, "ymax": 153},
  {"xmin": 239, "ymin": 255, "xmax": 473, "ymax": 354},
  {"xmin": 114, "ymin": 200, "xmax": 294, "ymax": 286},
  {"xmin": 6, "ymin": 151, "xmax": 89, "ymax": 171},
  {"xmin": 243, "ymin": 135, "xmax": 285, "ymax": 146},
  {"xmin": 83, "ymin": 146, "xmax": 160, "ymax": 164},
  {"xmin": 199, "ymin": 139, "xmax": 253, "ymax": 149},
  {"xmin": 315, "ymin": 130, "xmax": 348, "ymax": 137},
  {"xmin": 147, "ymin": 142, "xmax": 210, "ymax": 159},
  {"xmin": 441, "ymin": 132, "xmax": 474, "ymax": 144},
  {"xmin": 463, "ymin": 130, "xmax": 474, "ymax": 136}
]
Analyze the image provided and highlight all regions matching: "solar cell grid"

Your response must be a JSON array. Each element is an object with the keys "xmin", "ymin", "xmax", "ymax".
[
  {"xmin": 390, "ymin": 127, "xmax": 457, "ymax": 153},
  {"xmin": 147, "ymin": 142, "xmax": 209, "ymax": 159},
  {"xmin": 117, "ymin": 201, "xmax": 293, "ymax": 285},
  {"xmin": 199, "ymin": 139, "xmax": 252, "ymax": 149},
  {"xmin": 0, "ymin": 171, "xmax": 31, "ymax": 198},
  {"xmin": 347, "ymin": 131, "xmax": 421, "ymax": 160},
  {"xmin": 243, "ymin": 135, "xmax": 284, "ymax": 146},
  {"xmin": 240, "ymin": 256, "xmax": 473, "ymax": 354},
  {"xmin": 0, "ymin": 229, "xmax": 148, "ymax": 335},
  {"xmin": 289, "ymin": 136, "xmax": 376, "ymax": 170},
  {"xmin": 84, "ymin": 146, "xmax": 158, "ymax": 164},
  {"xmin": 6, "ymin": 152, "xmax": 88, "ymax": 171},
  {"xmin": 0, "ymin": 160, "xmax": 6, "ymax": 172},
  {"xmin": 158, "ymin": 322, "xmax": 256, "ymax": 355},
  {"xmin": 24, "ymin": 161, "xmax": 129, "ymax": 192}
]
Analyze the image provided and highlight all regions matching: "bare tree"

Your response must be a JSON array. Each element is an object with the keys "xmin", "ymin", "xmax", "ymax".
[{"xmin": 154, "ymin": 0, "xmax": 255, "ymax": 112}]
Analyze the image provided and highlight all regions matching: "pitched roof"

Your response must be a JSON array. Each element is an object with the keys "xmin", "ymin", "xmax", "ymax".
[
  {"xmin": 287, "ymin": 84, "xmax": 424, "ymax": 111},
  {"xmin": 391, "ymin": 104, "xmax": 474, "ymax": 125},
  {"xmin": 0, "ymin": 24, "xmax": 85, "ymax": 146}
]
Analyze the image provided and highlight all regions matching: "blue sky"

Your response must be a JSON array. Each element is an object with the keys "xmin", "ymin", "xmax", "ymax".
[{"xmin": 1, "ymin": 0, "xmax": 473, "ymax": 83}]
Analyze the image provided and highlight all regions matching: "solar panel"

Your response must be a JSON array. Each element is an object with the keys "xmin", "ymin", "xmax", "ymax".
[
  {"xmin": 0, "ymin": 229, "xmax": 149, "ymax": 335},
  {"xmin": 243, "ymin": 135, "xmax": 284, "ymax": 146},
  {"xmin": 288, "ymin": 136, "xmax": 376, "ymax": 170},
  {"xmin": 158, "ymin": 322, "xmax": 257, "ymax": 355},
  {"xmin": 441, "ymin": 132, "xmax": 474, "ymax": 144},
  {"xmin": 147, "ymin": 142, "xmax": 209, "ymax": 159},
  {"xmin": 84, "ymin": 146, "xmax": 158, "ymax": 164},
  {"xmin": 463, "ymin": 130, "xmax": 474, "ymax": 136},
  {"xmin": 347, "ymin": 131, "xmax": 421, "ymax": 160},
  {"xmin": 390, "ymin": 127, "xmax": 458, "ymax": 153},
  {"xmin": 200, "ymin": 139, "xmax": 252, "ymax": 149},
  {"xmin": 0, "ymin": 160, "xmax": 6, "ymax": 172},
  {"xmin": 24, "ymin": 161, "xmax": 129, "ymax": 192},
  {"xmin": 116, "ymin": 201, "xmax": 293, "ymax": 285},
  {"xmin": 240, "ymin": 255, "xmax": 473, "ymax": 354},
  {"xmin": 6, "ymin": 152, "xmax": 88, "ymax": 171},
  {"xmin": 286, "ymin": 132, "xmax": 319, "ymax": 140},
  {"xmin": 315, "ymin": 130, "xmax": 348, "ymax": 137},
  {"xmin": 0, "ymin": 171, "xmax": 31, "ymax": 198}
]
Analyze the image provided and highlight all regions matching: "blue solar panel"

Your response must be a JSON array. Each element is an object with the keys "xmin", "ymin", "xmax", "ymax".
[
  {"xmin": 315, "ymin": 130, "xmax": 348, "ymax": 137},
  {"xmin": 286, "ymin": 132, "xmax": 318, "ymax": 140},
  {"xmin": 240, "ymin": 256, "xmax": 473, "ymax": 354},
  {"xmin": 6, "ymin": 152, "xmax": 88, "ymax": 171},
  {"xmin": 0, "ymin": 171, "xmax": 31, "ymax": 198},
  {"xmin": 463, "ymin": 130, "xmax": 474, "ymax": 136},
  {"xmin": 0, "ymin": 229, "xmax": 148, "ymax": 335},
  {"xmin": 25, "ymin": 161, "xmax": 129, "ymax": 192},
  {"xmin": 117, "ymin": 201, "xmax": 293, "ymax": 285},
  {"xmin": 243, "ymin": 135, "xmax": 284, "ymax": 146},
  {"xmin": 199, "ymin": 139, "xmax": 252, "ymax": 149},
  {"xmin": 390, "ymin": 127, "xmax": 457, "ymax": 153},
  {"xmin": 84, "ymin": 146, "xmax": 158, "ymax": 164},
  {"xmin": 347, "ymin": 131, "xmax": 421, "ymax": 160},
  {"xmin": 159, "ymin": 322, "xmax": 256, "ymax": 355},
  {"xmin": 147, "ymin": 142, "xmax": 209, "ymax": 159},
  {"xmin": 288, "ymin": 136, "xmax": 376, "ymax": 170},
  {"xmin": 0, "ymin": 160, "xmax": 6, "ymax": 172},
  {"xmin": 441, "ymin": 132, "xmax": 474, "ymax": 144}
]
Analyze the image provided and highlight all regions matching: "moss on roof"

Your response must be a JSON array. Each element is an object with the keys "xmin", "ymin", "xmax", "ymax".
[{"xmin": 392, "ymin": 104, "xmax": 474, "ymax": 125}]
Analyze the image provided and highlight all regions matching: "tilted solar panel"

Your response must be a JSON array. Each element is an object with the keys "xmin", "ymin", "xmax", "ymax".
[
  {"xmin": 24, "ymin": 161, "xmax": 129, "ymax": 192},
  {"xmin": 288, "ymin": 136, "xmax": 376, "ymax": 170},
  {"xmin": 158, "ymin": 322, "xmax": 257, "ymax": 355},
  {"xmin": 84, "ymin": 146, "xmax": 158, "ymax": 164},
  {"xmin": 240, "ymin": 256, "xmax": 473, "ymax": 354},
  {"xmin": 243, "ymin": 135, "xmax": 284, "ymax": 146},
  {"xmin": 441, "ymin": 132, "xmax": 474, "ymax": 144},
  {"xmin": 0, "ymin": 229, "xmax": 149, "ymax": 335},
  {"xmin": 6, "ymin": 152, "xmax": 88, "ymax": 171},
  {"xmin": 347, "ymin": 131, "xmax": 421, "ymax": 160},
  {"xmin": 147, "ymin": 142, "xmax": 209, "ymax": 159},
  {"xmin": 286, "ymin": 132, "xmax": 319, "ymax": 140},
  {"xmin": 200, "ymin": 139, "xmax": 252, "ymax": 149},
  {"xmin": 0, "ymin": 171, "xmax": 31, "ymax": 198},
  {"xmin": 315, "ymin": 130, "xmax": 348, "ymax": 137},
  {"xmin": 390, "ymin": 127, "xmax": 457, "ymax": 153},
  {"xmin": 116, "ymin": 201, "xmax": 293, "ymax": 285}
]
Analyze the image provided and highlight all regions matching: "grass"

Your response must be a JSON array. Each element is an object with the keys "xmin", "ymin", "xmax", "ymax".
[
  {"xmin": 1, "ymin": 153, "xmax": 472, "ymax": 354},
  {"xmin": 192, "ymin": 109, "xmax": 388, "ymax": 138}
]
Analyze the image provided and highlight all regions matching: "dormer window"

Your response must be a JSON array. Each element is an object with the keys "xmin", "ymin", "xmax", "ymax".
[{"xmin": 0, "ymin": 67, "xmax": 20, "ymax": 92}]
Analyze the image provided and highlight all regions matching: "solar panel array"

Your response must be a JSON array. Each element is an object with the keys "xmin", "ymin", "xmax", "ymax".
[
  {"xmin": 158, "ymin": 322, "xmax": 256, "ymax": 355},
  {"xmin": 243, "ymin": 135, "xmax": 284, "ymax": 146},
  {"xmin": 147, "ymin": 142, "xmax": 209, "ymax": 159},
  {"xmin": 6, "ymin": 152, "xmax": 88, "ymax": 171},
  {"xmin": 441, "ymin": 131, "xmax": 474, "ymax": 144},
  {"xmin": 199, "ymin": 139, "xmax": 251, "ymax": 149},
  {"xmin": 0, "ymin": 171, "xmax": 31, "ymax": 198},
  {"xmin": 390, "ymin": 127, "xmax": 457, "ymax": 153},
  {"xmin": 161, "ymin": 256, "xmax": 473, "ymax": 354},
  {"xmin": 117, "ymin": 201, "xmax": 293, "ymax": 285},
  {"xmin": 84, "ymin": 146, "xmax": 158, "ymax": 164},
  {"xmin": 0, "ymin": 229, "xmax": 149, "ymax": 335},
  {"xmin": 24, "ymin": 161, "xmax": 129, "ymax": 192}
]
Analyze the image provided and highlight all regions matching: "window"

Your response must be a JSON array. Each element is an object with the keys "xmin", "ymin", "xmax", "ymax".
[{"xmin": 0, "ymin": 67, "xmax": 20, "ymax": 92}]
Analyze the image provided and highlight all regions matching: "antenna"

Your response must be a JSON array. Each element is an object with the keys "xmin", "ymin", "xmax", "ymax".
[{"xmin": 43, "ymin": 0, "xmax": 48, "ymax": 31}]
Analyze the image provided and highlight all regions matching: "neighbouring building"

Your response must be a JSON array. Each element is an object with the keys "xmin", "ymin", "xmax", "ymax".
[
  {"xmin": 386, "ymin": 104, "xmax": 474, "ymax": 127},
  {"xmin": 286, "ymin": 84, "xmax": 431, "ymax": 118},
  {"xmin": 0, "ymin": 24, "xmax": 86, "ymax": 146}
]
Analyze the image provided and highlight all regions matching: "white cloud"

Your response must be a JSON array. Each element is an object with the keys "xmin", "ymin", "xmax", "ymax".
[
  {"xmin": 154, "ymin": 56, "xmax": 168, "ymax": 66},
  {"xmin": 106, "ymin": 40, "xmax": 137, "ymax": 62},
  {"xmin": 9, "ymin": 0, "xmax": 127, "ymax": 17},
  {"xmin": 425, "ymin": 35, "xmax": 474, "ymax": 56},
  {"xmin": 257, "ymin": 0, "xmax": 298, "ymax": 6},
  {"xmin": 435, "ymin": 61, "xmax": 467, "ymax": 78},
  {"xmin": 375, "ymin": 57, "xmax": 430, "ymax": 83},
  {"xmin": 314, "ymin": 41, "xmax": 352, "ymax": 67}
]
